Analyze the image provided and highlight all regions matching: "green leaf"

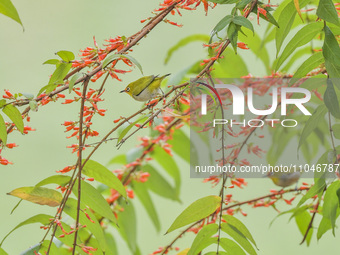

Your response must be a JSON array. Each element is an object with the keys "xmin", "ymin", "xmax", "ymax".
[
  {"xmin": 105, "ymin": 233, "xmax": 118, "ymax": 255},
  {"xmin": 117, "ymin": 116, "xmax": 149, "ymax": 144},
  {"xmin": 102, "ymin": 54, "xmax": 143, "ymax": 74},
  {"xmin": 316, "ymin": 0, "xmax": 340, "ymax": 26},
  {"xmin": 221, "ymin": 223, "xmax": 257, "ymax": 255},
  {"xmin": 132, "ymin": 180, "xmax": 161, "ymax": 232},
  {"xmin": 166, "ymin": 195, "xmax": 221, "ymax": 233},
  {"xmin": 19, "ymin": 244, "xmax": 41, "ymax": 255},
  {"xmin": 73, "ymin": 180, "xmax": 117, "ymax": 224},
  {"xmin": 35, "ymin": 175, "xmax": 71, "ymax": 187},
  {"xmin": 64, "ymin": 198, "xmax": 108, "ymax": 252},
  {"xmin": 222, "ymin": 215, "xmax": 258, "ymax": 249},
  {"xmin": 276, "ymin": 22, "xmax": 323, "ymax": 70},
  {"xmin": 298, "ymin": 105, "xmax": 327, "ymax": 149},
  {"xmin": 48, "ymin": 62, "xmax": 72, "ymax": 86},
  {"xmin": 0, "ymin": 114, "xmax": 7, "ymax": 145},
  {"xmin": 143, "ymin": 165, "xmax": 179, "ymax": 201},
  {"xmin": 82, "ymin": 159, "xmax": 127, "ymax": 198},
  {"xmin": 210, "ymin": 15, "xmax": 233, "ymax": 40},
  {"xmin": 337, "ymin": 187, "xmax": 340, "ymax": 205},
  {"xmin": 108, "ymin": 154, "xmax": 127, "ymax": 165},
  {"xmin": 0, "ymin": 0, "xmax": 23, "ymax": 27},
  {"xmin": 227, "ymin": 22, "xmax": 238, "ymax": 53},
  {"xmin": 296, "ymin": 178, "xmax": 326, "ymax": 208},
  {"xmin": 152, "ymin": 146, "xmax": 181, "ymax": 195},
  {"xmin": 165, "ymin": 34, "xmax": 210, "ymax": 64},
  {"xmin": 7, "ymin": 186, "xmax": 62, "ymax": 207},
  {"xmin": 219, "ymin": 238, "xmax": 246, "ymax": 255},
  {"xmin": 188, "ymin": 224, "xmax": 218, "ymax": 255},
  {"xmin": 322, "ymin": 180, "xmax": 340, "ymax": 235},
  {"xmin": 68, "ymin": 73, "xmax": 83, "ymax": 93},
  {"xmin": 275, "ymin": 0, "xmax": 305, "ymax": 55},
  {"xmin": 0, "ymin": 214, "xmax": 52, "ymax": 246},
  {"xmin": 332, "ymin": 124, "xmax": 340, "ymax": 139},
  {"xmin": 293, "ymin": 52, "xmax": 324, "ymax": 78},
  {"xmin": 2, "ymin": 104, "xmax": 24, "ymax": 133},
  {"xmin": 19, "ymin": 243, "xmax": 41, "ymax": 255},
  {"xmin": 317, "ymin": 215, "xmax": 333, "ymax": 240},
  {"xmin": 323, "ymin": 26, "xmax": 340, "ymax": 78},
  {"xmin": 43, "ymin": 59, "xmax": 60, "ymax": 65},
  {"xmin": 233, "ymin": 16, "xmax": 254, "ymax": 34},
  {"xmin": 295, "ymin": 210, "xmax": 313, "ymax": 246},
  {"xmin": 117, "ymin": 202, "xmax": 139, "ymax": 253},
  {"xmin": 56, "ymin": 50, "xmax": 75, "ymax": 62},
  {"xmin": 324, "ymin": 79, "xmax": 340, "ymax": 119},
  {"xmin": 28, "ymin": 101, "xmax": 38, "ymax": 112},
  {"xmin": 0, "ymin": 247, "xmax": 8, "ymax": 255},
  {"xmin": 167, "ymin": 129, "xmax": 190, "ymax": 163},
  {"xmin": 0, "ymin": 99, "xmax": 6, "ymax": 108}
]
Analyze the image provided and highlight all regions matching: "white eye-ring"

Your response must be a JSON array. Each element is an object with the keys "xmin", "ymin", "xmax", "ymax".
[{"xmin": 126, "ymin": 87, "xmax": 130, "ymax": 92}]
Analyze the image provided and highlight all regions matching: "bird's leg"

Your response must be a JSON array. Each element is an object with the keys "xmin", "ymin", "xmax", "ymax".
[{"xmin": 159, "ymin": 88, "xmax": 166, "ymax": 105}]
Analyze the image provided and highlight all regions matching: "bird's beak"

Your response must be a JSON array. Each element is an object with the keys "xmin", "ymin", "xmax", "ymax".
[{"xmin": 120, "ymin": 89, "xmax": 126, "ymax": 93}]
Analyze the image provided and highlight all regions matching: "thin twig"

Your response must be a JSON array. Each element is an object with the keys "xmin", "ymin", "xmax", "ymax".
[
  {"xmin": 161, "ymin": 187, "xmax": 308, "ymax": 254},
  {"xmin": 72, "ymin": 77, "xmax": 89, "ymax": 254}
]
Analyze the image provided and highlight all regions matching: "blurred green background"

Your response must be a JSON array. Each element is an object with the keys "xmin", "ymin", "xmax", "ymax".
[{"xmin": 0, "ymin": 0, "xmax": 338, "ymax": 254}]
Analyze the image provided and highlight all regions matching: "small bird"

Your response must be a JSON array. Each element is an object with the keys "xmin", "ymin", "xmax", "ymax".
[
  {"xmin": 120, "ymin": 74, "xmax": 170, "ymax": 102},
  {"xmin": 267, "ymin": 169, "xmax": 302, "ymax": 188}
]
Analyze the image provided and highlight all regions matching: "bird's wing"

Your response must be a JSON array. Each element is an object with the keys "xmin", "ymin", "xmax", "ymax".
[{"xmin": 135, "ymin": 75, "xmax": 156, "ymax": 96}]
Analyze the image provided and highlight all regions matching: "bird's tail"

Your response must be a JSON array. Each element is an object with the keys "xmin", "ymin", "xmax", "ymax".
[{"xmin": 160, "ymin": 73, "xmax": 171, "ymax": 79}]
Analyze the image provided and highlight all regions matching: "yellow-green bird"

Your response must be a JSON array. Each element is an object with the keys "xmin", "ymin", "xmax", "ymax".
[
  {"xmin": 267, "ymin": 168, "xmax": 303, "ymax": 188},
  {"xmin": 120, "ymin": 74, "xmax": 170, "ymax": 102}
]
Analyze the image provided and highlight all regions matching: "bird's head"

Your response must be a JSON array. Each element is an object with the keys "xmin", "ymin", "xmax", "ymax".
[{"xmin": 120, "ymin": 85, "xmax": 133, "ymax": 96}]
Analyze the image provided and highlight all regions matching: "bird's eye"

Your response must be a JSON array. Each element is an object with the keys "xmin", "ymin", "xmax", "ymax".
[{"xmin": 126, "ymin": 87, "xmax": 130, "ymax": 92}]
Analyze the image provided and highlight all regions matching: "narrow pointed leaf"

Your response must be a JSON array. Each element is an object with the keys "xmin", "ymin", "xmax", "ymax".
[
  {"xmin": 0, "ymin": 114, "xmax": 7, "ymax": 145},
  {"xmin": 82, "ymin": 159, "xmax": 127, "ymax": 198},
  {"xmin": 323, "ymin": 26, "xmax": 340, "ymax": 78},
  {"xmin": 233, "ymin": 16, "xmax": 254, "ymax": 34},
  {"xmin": 102, "ymin": 54, "xmax": 143, "ymax": 74},
  {"xmin": 117, "ymin": 202, "xmax": 139, "ymax": 253},
  {"xmin": 0, "ymin": 0, "xmax": 23, "ymax": 27},
  {"xmin": 295, "ymin": 210, "xmax": 313, "ymax": 246},
  {"xmin": 324, "ymin": 79, "xmax": 340, "ymax": 119},
  {"xmin": 133, "ymin": 181, "xmax": 161, "ymax": 232},
  {"xmin": 188, "ymin": 224, "xmax": 218, "ymax": 255},
  {"xmin": 2, "ymin": 104, "xmax": 24, "ymax": 133},
  {"xmin": 219, "ymin": 238, "xmax": 246, "ymax": 255},
  {"xmin": 293, "ymin": 52, "xmax": 324, "ymax": 78},
  {"xmin": 322, "ymin": 180, "xmax": 340, "ymax": 235},
  {"xmin": 166, "ymin": 195, "xmax": 221, "ymax": 234},
  {"xmin": 73, "ymin": 180, "xmax": 117, "ymax": 224},
  {"xmin": 0, "ymin": 214, "xmax": 52, "ymax": 246},
  {"xmin": 165, "ymin": 34, "xmax": 209, "ymax": 64},
  {"xmin": 0, "ymin": 247, "xmax": 8, "ymax": 255},
  {"xmin": 64, "ymin": 198, "xmax": 109, "ymax": 252},
  {"xmin": 298, "ymin": 104, "xmax": 327, "ymax": 149},
  {"xmin": 296, "ymin": 178, "xmax": 326, "ymax": 208},
  {"xmin": 221, "ymin": 223, "xmax": 256, "ymax": 255},
  {"xmin": 35, "ymin": 175, "xmax": 71, "ymax": 187},
  {"xmin": 68, "ymin": 73, "xmax": 83, "ymax": 93},
  {"xmin": 144, "ymin": 165, "xmax": 179, "ymax": 201},
  {"xmin": 19, "ymin": 243, "xmax": 41, "ymax": 255},
  {"xmin": 276, "ymin": 22, "xmax": 323, "ymax": 70},
  {"xmin": 317, "ymin": 0, "xmax": 340, "ymax": 26},
  {"xmin": 152, "ymin": 146, "xmax": 181, "ymax": 195},
  {"xmin": 7, "ymin": 186, "xmax": 62, "ymax": 207},
  {"xmin": 222, "ymin": 215, "xmax": 258, "ymax": 248}
]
